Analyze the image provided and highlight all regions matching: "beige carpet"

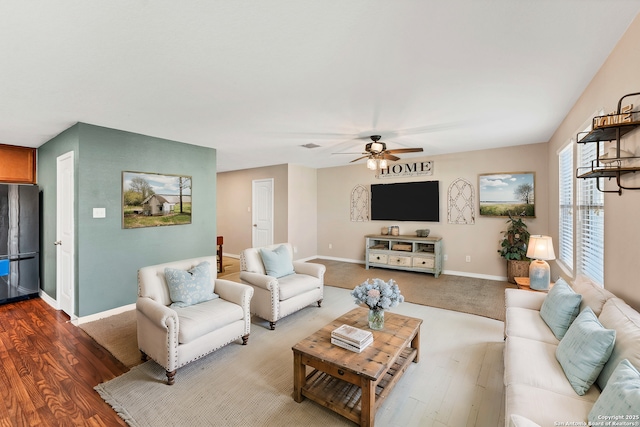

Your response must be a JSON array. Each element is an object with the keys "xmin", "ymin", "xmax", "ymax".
[
  {"xmin": 80, "ymin": 310, "xmax": 141, "ymax": 368},
  {"xmin": 314, "ymin": 258, "xmax": 514, "ymax": 322},
  {"xmin": 94, "ymin": 286, "xmax": 505, "ymax": 426}
]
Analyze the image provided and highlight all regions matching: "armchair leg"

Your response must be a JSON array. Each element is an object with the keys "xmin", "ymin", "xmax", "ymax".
[
  {"xmin": 241, "ymin": 334, "xmax": 250, "ymax": 345},
  {"xmin": 140, "ymin": 350, "xmax": 148, "ymax": 362},
  {"xmin": 166, "ymin": 370, "xmax": 176, "ymax": 385},
  {"xmin": 269, "ymin": 321, "xmax": 276, "ymax": 330},
  {"xmin": 317, "ymin": 299, "xmax": 323, "ymax": 307}
]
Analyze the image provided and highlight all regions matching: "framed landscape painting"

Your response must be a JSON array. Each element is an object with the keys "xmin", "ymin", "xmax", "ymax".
[
  {"xmin": 122, "ymin": 171, "xmax": 192, "ymax": 229},
  {"xmin": 478, "ymin": 172, "xmax": 535, "ymax": 217}
]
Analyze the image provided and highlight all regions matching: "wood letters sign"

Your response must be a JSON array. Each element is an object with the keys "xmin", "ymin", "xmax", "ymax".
[
  {"xmin": 377, "ymin": 161, "xmax": 433, "ymax": 179},
  {"xmin": 593, "ymin": 104, "xmax": 634, "ymax": 128}
]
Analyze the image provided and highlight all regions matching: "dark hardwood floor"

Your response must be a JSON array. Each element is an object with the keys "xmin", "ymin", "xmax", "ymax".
[{"xmin": 0, "ymin": 297, "xmax": 129, "ymax": 426}]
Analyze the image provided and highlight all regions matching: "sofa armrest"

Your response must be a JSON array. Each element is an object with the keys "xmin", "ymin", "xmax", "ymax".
[
  {"xmin": 240, "ymin": 271, "xmax": 278, "ymax": 291},
  {"xmin": 136, "ymin": 296, "xmax": 178, "ymax": 328},
  {"xmin": 505, "ymin": 288, "xmax": 547, "ymax": 311},
  {"xmin": 215, "ymin": 279, "xmax": 254, "ymax": 308},
  {"xmin": 293, "ymin": 261, "xmax": 326, "ymax": 279}
]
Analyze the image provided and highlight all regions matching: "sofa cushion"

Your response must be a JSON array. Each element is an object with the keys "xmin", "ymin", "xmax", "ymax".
[
  {"xmin": 165, "ymin": 261, "xmax": 219, "ymax": 308},
  {"xmin": 174, "ymin": 298, "xmax": 244, "ymax": 344},
  {"xmin": 571, "ymin": 275, "xmax": 616, "ymax": 316},
  {"xmin": 278, "ymin": 273, "xmax": 320, "ymax": 301},
  {"xmin": 508, "ymin": 414, "xmax": 541, "ymax": 427},
  {"xmin": 260, "ymin": 245, "xmax": 295, "ymax": 278},
  {"xmin": 505, "ymin": 307, "xmax": 559, "ymax": 345},
  {"xmin": 589, "ymin": 359, "xmax": 640, "ymax": 423},
  {"xmin": 597, "ymin": 298, "xmax": 640, "ymax": 390},
  {"xmin": 556, "ymin": 307, "xmax": 616, "ymax": 396},
  {"xmin": 540, "ymin": 278, "xmax": 582, "ymax": 340},
  {"xmin": 505, "ymin": 383, "xmax": 598, "ymax": 427},
  {"xmin": 504, "ymin": 336, "xmax": 600, "ymax": 400}
]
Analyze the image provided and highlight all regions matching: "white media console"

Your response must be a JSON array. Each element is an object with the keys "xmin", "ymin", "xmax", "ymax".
[{"xmin": 365, "ymin": 234, "xmax": 443, "ymax": 277}]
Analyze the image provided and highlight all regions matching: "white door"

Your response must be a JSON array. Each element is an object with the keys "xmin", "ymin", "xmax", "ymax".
[
  {"xmin": 56, "ymin": 151, "xmax": 75, "ymax": 317},
  {"xmin": 252, "ymin": 178, "xmax": 273, "ymax": 247}
]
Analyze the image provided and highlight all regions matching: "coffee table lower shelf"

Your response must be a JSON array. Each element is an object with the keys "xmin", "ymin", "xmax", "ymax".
[{"xmin": 300, "ymin": 347, "xmax": 417, "ymax": 425}]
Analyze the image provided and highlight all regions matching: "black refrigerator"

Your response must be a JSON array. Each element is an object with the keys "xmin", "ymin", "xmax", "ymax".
[{"xmin": 0, "ymin": 184, "xmax": 40, "ymax": 304}]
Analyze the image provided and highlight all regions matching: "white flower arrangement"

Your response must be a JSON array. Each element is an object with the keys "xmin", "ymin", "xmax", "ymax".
[{"xmin": 351, "ymin": 278, "xmax": 404, "ymax": 311}]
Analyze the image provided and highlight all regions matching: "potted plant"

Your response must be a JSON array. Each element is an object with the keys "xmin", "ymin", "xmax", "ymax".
[{"xmin": 498, "ymin": 213, "xmax": 531, "ymax": 283}]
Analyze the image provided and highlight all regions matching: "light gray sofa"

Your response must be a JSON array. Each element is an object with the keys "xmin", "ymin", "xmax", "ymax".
[
  {"xmin": 239, "ymin": 243, "xmax": 325, "ymax": 330},
  {"xmin": 504, "ymin": 276, "xmax": 640, "ymax": 426},
  {"xmin": 137, "ymin": 256, "xmax": 254, "ymax": 384}
]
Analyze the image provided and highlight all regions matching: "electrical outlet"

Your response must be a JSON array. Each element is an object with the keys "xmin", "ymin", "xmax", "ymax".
[
  {"xmin": 465, "ymin": 255, "xmax": 471, "ymax": 263},
  {"xmin": 444, "ymin": 254, "xmax": 448, "ymax": 261},
  {"xmin": 329, "ymin": 243, "xmax": 332, "ymax": 249}
]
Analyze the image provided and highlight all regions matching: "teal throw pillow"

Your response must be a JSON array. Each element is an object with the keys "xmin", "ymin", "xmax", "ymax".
[
  {"xmin": 540, "ymin": 277, "xmax": 582, "ymax": 340},
  {"xmin": 259, "ymin": 245, "xmax": 295, "ymax": 278},
  {"xmin": 589, "ymin": 359, "xmax": 640, "ymax": 423},
  {"xmin": 556, "ymin": 307, "xmax": 616, "ymax": 395},
  {"xmin": 164, "ymin": 261, "xmax": 218, "ymax": 308}
]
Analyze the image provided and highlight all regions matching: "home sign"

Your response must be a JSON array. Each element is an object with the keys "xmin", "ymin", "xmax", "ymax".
[
  {"xmin": 377, "ymin": 161, "xmax": 433, "ymax": 179},
  {"xmin": 593, "ymin": 104, "xmax": 633, "ymax": 128}
]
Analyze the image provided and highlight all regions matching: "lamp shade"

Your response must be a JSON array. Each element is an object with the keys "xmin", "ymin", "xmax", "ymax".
[
  {"xmin": 526, "ymin": 235, "xmax": 555, "ymax": 261},
  {"xmin": 367, "ymin": 158, "xmax": 377, "ymax": 170}
]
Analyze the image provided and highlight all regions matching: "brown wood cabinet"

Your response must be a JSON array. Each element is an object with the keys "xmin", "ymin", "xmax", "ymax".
[{"xmin": 0, "ymin": 143, "xmax": 36, "ymax": 184}]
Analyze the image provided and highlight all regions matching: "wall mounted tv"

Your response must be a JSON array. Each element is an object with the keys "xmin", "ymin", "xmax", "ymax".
[{"xmin": 371, "ymin": 181, "xmax": 439, "ymax": 222}]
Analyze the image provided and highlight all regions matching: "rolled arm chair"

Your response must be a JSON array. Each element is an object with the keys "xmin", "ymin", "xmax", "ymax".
[
  {"xmin": 239, "ymin": 243, "xmax": 325, "ymax": 330},
  {"xmin": 136, "ymin": 256, "xmax": 253, "ymax": 384}
]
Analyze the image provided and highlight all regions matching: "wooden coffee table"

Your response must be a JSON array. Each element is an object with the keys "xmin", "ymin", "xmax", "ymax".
[{"xmin": 292, "ymin": 307, "xmax": 422, "ymax": 427}]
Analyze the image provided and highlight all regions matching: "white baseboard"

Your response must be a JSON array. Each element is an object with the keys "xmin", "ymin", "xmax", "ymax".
[
  {"xmin": 313, "ymin": 256, "xmax": 506, "ymax": 281},
  {"xmin": 74, "ymin": 303, "xmax": 136, "ymax": 326},
  {"xmin": 38, "ymin": 289, "xmax": 58, "ymax": 310}
]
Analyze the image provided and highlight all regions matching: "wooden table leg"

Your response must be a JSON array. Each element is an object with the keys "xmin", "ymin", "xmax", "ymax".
[
  {"xmin": 411, "ymin": 329, "xmax": 420, "ymax": 363},
  {"xmin": 360, "ymin": 377, "xmax": 376, "ymax": 427},
  {"xmin": 293, "ymin": 351, "xmax": 305, "ymax": 402}
]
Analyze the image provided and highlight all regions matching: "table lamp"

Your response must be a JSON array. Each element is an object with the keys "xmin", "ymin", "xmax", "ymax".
[{"xmin": 526, "ymin": 235, "xmax": 556, "ymax": 290}]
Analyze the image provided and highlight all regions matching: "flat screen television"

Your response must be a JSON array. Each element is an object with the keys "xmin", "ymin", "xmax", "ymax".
[{"xmin": 371, "ymin": 181, "xmax": 439, "ymax": 222}]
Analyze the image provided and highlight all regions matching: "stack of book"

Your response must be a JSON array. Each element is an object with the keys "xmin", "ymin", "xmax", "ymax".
[{"xmin": 331, "ymin": 324, "xmax": 374, "ymax": 353}]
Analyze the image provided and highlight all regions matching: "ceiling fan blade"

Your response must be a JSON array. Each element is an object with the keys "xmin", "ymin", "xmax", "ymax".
[
  {"xmin": 349, "ymin": 155, "xmax": 370, "ymax": 163},
  {"xmin": 381, "ymin": 153, "xmax": 400, "ymax": 161},
  {"xmin": 385, "ymin": 148, "xmax": 424, "ymax": 154}
]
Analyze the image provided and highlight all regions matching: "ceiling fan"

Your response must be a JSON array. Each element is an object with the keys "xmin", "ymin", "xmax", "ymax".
[{"xmin": 348, "ymin": 135, "xmax": 424, "ymax": 169}]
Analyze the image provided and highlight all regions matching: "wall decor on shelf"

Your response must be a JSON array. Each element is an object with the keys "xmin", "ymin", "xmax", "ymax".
[
  {"xmin": 478, "ymin": 172, "xmax": 535, "ymax": 217},
  {"xmin": 447, "ymin": 178, "xmax": 475, "ymax": 224},
  {"xmin": 350, "ymin": 184, "xmax": 369, "ymax": 222},
  {"xmin": 122, "ymin": 171, "xmax": 192, "ymax": 229}
]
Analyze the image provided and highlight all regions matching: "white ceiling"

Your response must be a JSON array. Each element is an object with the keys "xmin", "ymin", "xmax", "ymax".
[{"xmin": 2, "ymin": 1, "xmax": 640, "ymax": 172}]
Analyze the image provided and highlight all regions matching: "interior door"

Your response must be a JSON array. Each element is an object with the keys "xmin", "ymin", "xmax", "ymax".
[
  {"xmin": 252, "ymin": 178, "xmax": 273, "ymax": 248},
  {"xmin": 56, "ymin": 151, "xmax": 75, "ymax": 317}
]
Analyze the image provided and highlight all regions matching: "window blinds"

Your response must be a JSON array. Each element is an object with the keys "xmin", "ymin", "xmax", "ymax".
[{"xmin": 558, "ymin": 144, "xmax": 573, "ymax": 271}]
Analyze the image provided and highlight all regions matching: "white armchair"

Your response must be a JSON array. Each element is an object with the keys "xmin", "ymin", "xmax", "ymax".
[
  {"xmin": 136, "ymin": 256, "xmax": 253, "ymax": 384},
  {"xmin": 239, "ymin": 243, "xmax": 325, "ymax": 330}
]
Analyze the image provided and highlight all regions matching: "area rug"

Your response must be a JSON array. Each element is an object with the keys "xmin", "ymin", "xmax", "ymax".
[
  {"xmin": 313, "ymin": 258, "xmax": 514, "ymax": 322},
  {"xmin": 94, "ymin": 286, "xmax": 505, "ymax": 426},
  {"xmin": 218, "ymin": 257, "xmax": 513, "ymax": 321},
  {"xmin": 79, "ymin": 310, "xmax": 141, "ymax": 368}
]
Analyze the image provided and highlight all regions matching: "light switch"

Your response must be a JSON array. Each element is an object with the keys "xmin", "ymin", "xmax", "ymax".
[{"xmin": 93, "ymin": 208, "xmax": 106, "ymax": 218}]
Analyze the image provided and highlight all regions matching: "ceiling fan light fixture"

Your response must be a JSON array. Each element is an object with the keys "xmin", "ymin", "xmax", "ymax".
[
  {"xmin": 367, "ymin": 157, "xmax": 377, "ymax": 170},
  {"xmin": 370, "ymin": 142, "xmax": 384, "ymax": 153},
  {"xmin": 379, "ymin": 158, "xmax": 388, "ymax": 169}
]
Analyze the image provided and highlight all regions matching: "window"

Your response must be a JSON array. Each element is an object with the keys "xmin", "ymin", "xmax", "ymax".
[
  {"xmin": 576, "ymin": 141, "xmax": 604, "ymax": 284},
  {"xmin": 558, "ymin": 122, "xmax": 605, "ymax": 286},
  {"xmin": 558, "ymin": 144, "xmax": 573, "ymax": 270}
]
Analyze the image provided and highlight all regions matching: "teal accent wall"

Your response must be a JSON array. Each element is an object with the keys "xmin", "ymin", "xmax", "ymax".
[{"xmin": 38, "ymin": 123, "xmax": 217, "ymax": 316}]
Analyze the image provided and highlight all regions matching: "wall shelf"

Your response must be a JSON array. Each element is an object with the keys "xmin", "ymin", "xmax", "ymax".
[{"xmin": 575, "ymin": 92, "xmax": 640, "ymax": 195}]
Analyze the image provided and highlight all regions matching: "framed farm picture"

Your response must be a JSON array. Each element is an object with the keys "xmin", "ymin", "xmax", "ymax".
[
  {"xmin": 122, "ymin": 171, "xmax": 192, "ymax": 229},
  {"xmin": 478, "ymin": 172, "xmax": 535, "ymax": 217}
]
